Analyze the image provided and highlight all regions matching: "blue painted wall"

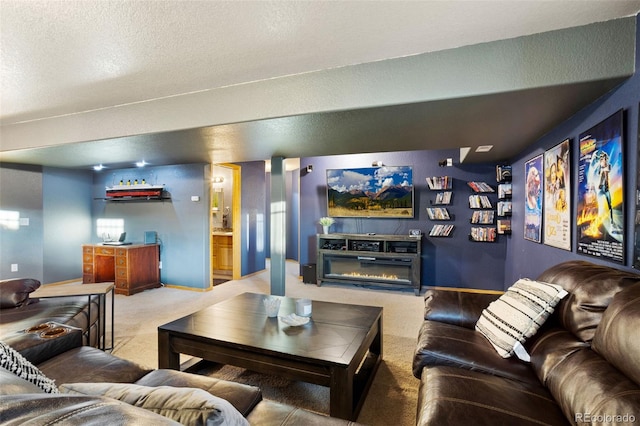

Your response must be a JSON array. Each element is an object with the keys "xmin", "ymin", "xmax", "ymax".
[
  {"xmin": 0, "ymin": 165, "xmax": 92, "ymax": 283},
  {"xmin": 91, "ymin": 163, "xmax": 211, "ymax": 289},
  {"xmin": 299, "ymin": 150, "xmax": 507, "ymax": 291},
  {"xmin": 505, "ymin": 15, "xmax": 640, "ymax": 283},
  {"xmin": 238, "ymin": 161, "xmax": 267, "ymax": 276},
  {"xmin": 43, "ymin": 167, "xmax": 93, "ymax": 283},
  {"xmin": 0, "ymin": 164, "xmax": 45, "ymax": 281}
]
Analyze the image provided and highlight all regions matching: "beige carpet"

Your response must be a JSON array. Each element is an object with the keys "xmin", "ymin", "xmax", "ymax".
[{"xmin": 106, "ymin": 261, "xmax": 424, "ymax": 425}]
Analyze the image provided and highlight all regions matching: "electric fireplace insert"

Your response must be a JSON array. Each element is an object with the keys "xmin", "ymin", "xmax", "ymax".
[{"xmin": 316, "ymin": 234, "xmax": 422, "ymax": 295}]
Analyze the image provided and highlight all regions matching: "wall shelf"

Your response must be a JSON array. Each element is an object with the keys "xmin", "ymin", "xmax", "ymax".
[
  {"xmin": 429, "ymin": 224, "xmax": 454, "ymax": 237},
  {"xmin": 427, "ymin": 178, "xmax": 454, "ymax": 238},
  {"xmin": 426, "ymin": 176, "xmax": 452, "ymax": 190},
  {"xmin": 469, "ymin": 227, "xmax": 497, "ymax": 242},
  {"xmin": 97, "ymin": 184, "xmax": 170, "ymax": 202},
  {"xmin": 431, "ymin": 191, "xmax": 453, "ymax": 205}
]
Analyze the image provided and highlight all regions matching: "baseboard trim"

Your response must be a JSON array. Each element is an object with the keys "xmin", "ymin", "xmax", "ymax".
[
  {"xmin": 163, "ymin": 283, "xmax": 212, "ymax": 292},
  {"xmin": 44, "ymin": 278, "xmax": 83, "ymax": 286}
]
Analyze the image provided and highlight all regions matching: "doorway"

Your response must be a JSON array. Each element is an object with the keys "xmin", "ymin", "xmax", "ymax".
[{"xmin": 210, "ymin": 163, "xmax": 241, "ymax": 285}]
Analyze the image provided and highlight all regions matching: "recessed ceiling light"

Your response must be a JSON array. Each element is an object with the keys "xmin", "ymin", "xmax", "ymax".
[
  {"xmin": 136, "ymin": 160, "xmax": 147, "ymax": 167},
  {"xmin": 475, "ymin": 145, "xmax": 493, "ymax": 153},
  {"xmin": 93, "ymin": 164, "xmax": 105, "ymax": 171}
]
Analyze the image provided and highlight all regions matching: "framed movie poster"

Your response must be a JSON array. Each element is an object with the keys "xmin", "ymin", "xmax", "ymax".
[
  {"xmin": 576, "ymin": 110, "xmax": 625, "ymax": 264},
  {"xmin": 543, "ymin": 139, "xmax": 571, "ymax": 250},
  {"xmin": 524, "ymin": 154, "xmax": 543, "ymax": 243}
]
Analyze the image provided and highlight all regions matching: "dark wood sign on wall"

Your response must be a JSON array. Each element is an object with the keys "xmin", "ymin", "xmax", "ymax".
[{"xmin": 576, "ymin": 109, "xmax": 625, "ymax": 264}]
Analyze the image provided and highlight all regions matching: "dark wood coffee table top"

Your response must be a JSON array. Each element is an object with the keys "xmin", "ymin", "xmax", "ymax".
[
  {"xmin": 158, "ymin": 292, "xmax": 382, "ymax": 367},
  {"xmin": 158, "ymin": 292, "xmax": 383, "ymax": 420}
]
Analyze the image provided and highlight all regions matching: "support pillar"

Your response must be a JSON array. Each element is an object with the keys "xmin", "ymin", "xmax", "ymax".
[{"xmin": 270, "ymin": 157, "xmax": 286, "ymax": 296}]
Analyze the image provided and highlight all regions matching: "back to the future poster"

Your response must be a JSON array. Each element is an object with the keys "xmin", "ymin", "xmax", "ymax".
[{"xmin": 577, "ymin": 110, "xmax": 624, "ymax": 264}]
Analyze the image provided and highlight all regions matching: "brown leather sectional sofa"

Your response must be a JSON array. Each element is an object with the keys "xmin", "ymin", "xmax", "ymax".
[
  {"xmin": 412, "ymin": 260, "xmax": 640, "ymax": 425},
  {"xmin": 1, "ymin": 323, "xmax": 361, "ymax": 425},
  {"xmin": 0, "ymin": 278, "xmax": 101, "ymax": 347}
]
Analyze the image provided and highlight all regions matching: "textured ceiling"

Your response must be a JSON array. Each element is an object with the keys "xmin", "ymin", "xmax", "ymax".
[{"xmin": 1, "ymin": 1, "xmax": 639, "ymax": 168}]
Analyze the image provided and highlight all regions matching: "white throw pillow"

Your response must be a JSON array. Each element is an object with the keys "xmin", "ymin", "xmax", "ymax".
[
  {"xmin": 475, "ymin": 278, "xmax": 568, "ymax": 361},
  {"xmin": 60, "ymin": 382, "xmax": 249, "ymax": 426},
  {"xmin": 0, "ymin": 340, "xmax": 58, "ymax": 393}
]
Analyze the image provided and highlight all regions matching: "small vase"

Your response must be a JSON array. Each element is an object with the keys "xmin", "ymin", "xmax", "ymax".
[{"xmin": 322, "ymin": 225, "xmax": 330, "ymax": 234}]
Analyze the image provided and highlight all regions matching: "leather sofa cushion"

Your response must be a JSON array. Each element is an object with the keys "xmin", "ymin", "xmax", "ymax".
[
  {"xmin": 416, "ymin": 365, "xmax": 568, "ymax": 426},
  {"xmin": 136, "ymin": 369, "xmax": 262, "ymax": 417},
  {"xmin": 38, "ymin": 346, "xmax": 151, "ymax": 385},
  {"xmin": 412, "ymin": 320, "xmax": 537, "ymax": 384},
  {"xmin": 60, "ymin": 382, "xmax": 249, "ymax": 426},
  {"xmin": 0, "ymin": 394, "xmax": 181, "ymax": 425},
  {"xmin": 541, "ymin": 345, "xmax": 640, "ymax": 423},
  {"xmin": 528, "ymin": 327, "xmax": 590, "ymax": 385},
  {"xmin": 592, "ymin": 283, "xmax": 640, "ymax": 386},
  {"xmin": 247, "ymin": 399, "xmax": 363, "ymax": 425},
  {"xmin": 536, "ymin": 260, "xmax": 640, "ymax": 342},
  {"xmin": 423, "ymin": 289, "xmax": 501, "ymax": 328},
  {"xmin": 0, "ymin": 278, "xmax": 40, "ymax": 308},
  {"xmin": 0, "ymin": 366, "xmax": 44, "ymax": 394}
]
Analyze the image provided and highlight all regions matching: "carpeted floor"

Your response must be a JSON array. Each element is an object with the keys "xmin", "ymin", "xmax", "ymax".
[{"xmin": 106, "ymin": 261, "xmax": 424, "ymax": 425}]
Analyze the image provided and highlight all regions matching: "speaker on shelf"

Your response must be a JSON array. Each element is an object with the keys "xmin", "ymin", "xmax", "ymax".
[
  {"xmin": 496, "ymin": 165, "xmax": 512, "ymax": 182},
  {"xmin": 144, "ymin": 231, "xmax": 157, "ymax": 245}
]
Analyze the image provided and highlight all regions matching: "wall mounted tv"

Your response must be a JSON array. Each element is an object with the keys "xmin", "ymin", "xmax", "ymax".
[{"xmin": 326, "ymin": 166, "xmax": 414, "ymax": 218}]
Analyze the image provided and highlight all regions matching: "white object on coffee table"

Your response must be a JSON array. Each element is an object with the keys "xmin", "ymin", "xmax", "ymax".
[{"xmin": 280, "ymin": 313, "xmax": 310, "ymax": 327}]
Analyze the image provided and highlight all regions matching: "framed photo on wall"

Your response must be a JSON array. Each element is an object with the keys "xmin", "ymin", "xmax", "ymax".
[
  {"xmin": 524, "ymin": 154, "xmax": 543, "ymax": 243},
  {"xmin": 543, "ymin": 139, "xmax": 571, "ymax": 250},
  {"xmin": 576, "ymin": 109, "xmax": 625, "ymax": 264}
]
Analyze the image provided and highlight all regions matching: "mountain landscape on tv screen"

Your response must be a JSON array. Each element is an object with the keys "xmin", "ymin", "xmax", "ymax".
[
  {"xmin": 328, "ymin": 185, "xmax": 413, "ymax": 217},
  {"xmin": 326, "ymin": 166, "xmax": 414, "ymax": 218}
]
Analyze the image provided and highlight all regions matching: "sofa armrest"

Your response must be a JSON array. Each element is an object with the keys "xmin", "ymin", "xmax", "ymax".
[
  {"xmin": 423, "ymin": 289, "xmax": 501, "ymax": 329},
  {"xmin": 2, "ymin": 322, "xmax": 83, "ymax": 365},
  {"xmin": 0, "ymin": 278, "xmax": 40, "ymax": 308}
]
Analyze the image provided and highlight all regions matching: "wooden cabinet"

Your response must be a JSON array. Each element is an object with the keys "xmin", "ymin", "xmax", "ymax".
[
  {"xmin": 212, "ymin": 235, "xmax": 233, "ymax": 273},
  {"xmin": 82, "ymin": 244, "xmax": 160, "ymax": 296}
]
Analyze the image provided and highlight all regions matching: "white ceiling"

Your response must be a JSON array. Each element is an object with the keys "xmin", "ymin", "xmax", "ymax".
[{"xmin": 1, "ymin": 1, "xmax": 640, "ymax": 168}]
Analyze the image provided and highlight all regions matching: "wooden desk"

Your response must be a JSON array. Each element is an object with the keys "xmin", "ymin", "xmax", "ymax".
[
  {"xmin": 82, "ymin": 244, "xmax": 160, "ymax": 296},
  {"xmin": 32, "ymin": 282, "xmax": 114, "ymax": 351}
]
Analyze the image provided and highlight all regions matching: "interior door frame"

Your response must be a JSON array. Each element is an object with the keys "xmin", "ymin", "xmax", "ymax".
[{"xmin": 209, "ymin": 163, "xmax": 242, "ymax": 285}]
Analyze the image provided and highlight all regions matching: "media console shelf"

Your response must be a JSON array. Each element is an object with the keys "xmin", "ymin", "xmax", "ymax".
[{"xmin": 317, "ymin": 233, "xmax": 422, "ymax": 295}]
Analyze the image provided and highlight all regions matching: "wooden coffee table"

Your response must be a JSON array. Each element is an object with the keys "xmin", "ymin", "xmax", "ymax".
[{"xmin": 158, "ymin": 292, "xmax": 383, "ymax": 421}]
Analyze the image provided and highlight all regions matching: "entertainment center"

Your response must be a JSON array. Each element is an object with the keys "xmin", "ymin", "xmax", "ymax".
[{"xmin": 316, "ymin": 233, "xmax": 422, "ymax": 295}]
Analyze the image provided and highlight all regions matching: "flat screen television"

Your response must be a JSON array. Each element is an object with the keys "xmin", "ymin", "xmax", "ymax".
[{"xmin": 326, "ymin": 166, "xmax": 414, "ymax": 218}]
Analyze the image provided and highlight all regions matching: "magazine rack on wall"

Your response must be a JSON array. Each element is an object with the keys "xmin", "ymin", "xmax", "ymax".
[
  {"xmin": 426, "ymin": 176, "xmax": 454, "ymax": 237},
  {"xmin": 467, "ymin": 181, "xmax": 497, "ymax": 242},
  {"xmin": 496, "ymin": 165, "xmax": 512, "ymax": 235}
]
